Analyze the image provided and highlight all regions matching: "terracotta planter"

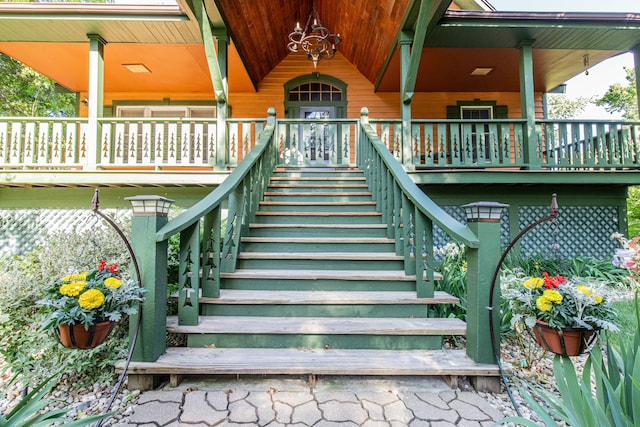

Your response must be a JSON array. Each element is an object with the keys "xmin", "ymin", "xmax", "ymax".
[
  {"xmin": 532, "ymin": 320, "xmax": 596, "ymax": 356},
  {"xmin": 56, "ymin": 321, "xmax": 115, "ymax": 349}
]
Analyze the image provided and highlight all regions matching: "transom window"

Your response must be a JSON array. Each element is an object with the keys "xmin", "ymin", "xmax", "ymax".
[
  {"xmin": 461, "ymin": 106, "xmax": 493, "ymax": 120},
  {"xmin": 116, "ymin": 106, "xmax": 216, "ymax": 118},
  {"xmin": 288, "ymin": 83, "xmax": 342, "ymax": 102}
]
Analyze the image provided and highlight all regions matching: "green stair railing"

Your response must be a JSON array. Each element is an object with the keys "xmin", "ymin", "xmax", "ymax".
[
  {"xmin": 358, "ymin": 108, "xmax": 479, "ymax": 298},
  {"xmin": 129, "ymin": 109, "xmax": 278, "ymax": 362},
  {"xmin": 359, "ymin": 107, "xmax": 503, "ymax": 370}
]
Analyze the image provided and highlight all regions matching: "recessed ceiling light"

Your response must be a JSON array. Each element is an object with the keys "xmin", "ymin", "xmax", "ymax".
[
  {"xmin": 471, "ymin": 67, "xmax": 493, "ymax": 76},
  {"xmin": 123, "ymin": 64, "xmax": 151, "ymax": 73}
]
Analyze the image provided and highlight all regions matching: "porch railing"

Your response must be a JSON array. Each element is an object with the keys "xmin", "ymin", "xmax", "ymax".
[{"xmin": 2, "ymin": 115, "xmax": 640, "ymax": 170}]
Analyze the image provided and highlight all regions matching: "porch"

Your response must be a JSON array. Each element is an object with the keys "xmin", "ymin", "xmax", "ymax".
[{"xmin": 2, "ymin": 113, "xmax": 640, "ymax": 190}]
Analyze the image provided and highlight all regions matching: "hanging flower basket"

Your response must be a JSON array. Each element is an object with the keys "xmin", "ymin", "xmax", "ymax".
[
  {"xmin": 39, "ymin": 260, "xmax": 145, "ymax": 350},
  {"xmin": 532, "ymin": 320, "xmax": 597, "ymax": 356},
  {"xmin": 55, "ymin": 320, "xmax": 116, "ymax": 349}
]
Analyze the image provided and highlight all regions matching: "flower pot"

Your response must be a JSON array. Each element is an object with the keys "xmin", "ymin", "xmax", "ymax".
[
  {"xmin": 532, "ymin": 320, "xmax": 596, "ymax": 356},
  {"xmin": 56, "ymin": 321, "xmax": 115, "ymax": 349}
]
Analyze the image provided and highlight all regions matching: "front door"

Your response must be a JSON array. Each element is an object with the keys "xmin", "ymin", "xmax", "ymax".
[{"xmin": 300, "ymin": 106, "xmax": 335, "ymax": 163}]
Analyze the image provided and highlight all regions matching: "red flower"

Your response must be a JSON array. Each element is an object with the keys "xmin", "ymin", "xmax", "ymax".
[
  {"xmin": 98, "ymin": 259, "xmax": 107, "ymax": 272},
  {"xmin": 542, "ymin": 272, "xmax": 566, "ymax": 289},
  {"xmin": 107, "ymin": 263, "xmax": 118, "ymax": 275}
]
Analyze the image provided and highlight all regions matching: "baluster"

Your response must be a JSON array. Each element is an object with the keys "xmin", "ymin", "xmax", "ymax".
[
  {"xmin": 207, "ymin": 122, "xmax": 217, "ymax": 165},
  {"xmin": 415, "ymin": 211, "xmax": 434, "ymax": 298},
  {"xmin": 128, "ymin": 121, "xmax": 139, "ymax": 165},
  {"xmin": 194, "ymin": 122, "xmax": 204, "ymax": 165},
  {"xmin": 180, "ymin": 121, "xmax": 191, "ymax": 165},
  {"xmin": 154, "ymin": 122, "xmax": 165, "ymax": 166},
  {"xmin": 167, "ymin": 122, "xmax": 177, "ymax": 165},
  {"xmin": 583, "ymin": 123, "xmax": 595, "ymax": 165},
  {"xmin": 24, "ymin": 122, "xmax": 36, "ymax": 164},
  {"xmin": 402, "ymin": 194, "xmax": 416, "ymax": 276},
  {"xmin": 449, "ymin": 123, "xmax": 461, "ymax": 164},
  {"xmin": 0, "ymin": 122, "xmax": 7, "ymax": 164},
  {"xmin": 393, "ymin": 182, "xmax": 402, "ymax": 254},
  {"xmin": 9, "ymin": 122, "xmax": 22, "ymax": 165},
  {"xmin": 488, "ymin": 123, "xmax": 498, "ymax": 165},
  {"xmin": 141, "ymin": 122, "xmax": 152, "ymax": 165},
  {"xmin": 178, "ymin": 222, "xmax": 200, "ymax": 326},
  {"xmin": 114, "ymin": 122, "xmax": 125, "ymax": 165},
  {"xmin": 79, "ymin": 122, "xmax": 89, "ymax": 165},
  {"xmin": 202, "ymin": 208, "xmax": 221, "ymax": 298},
  {"xmin": 571, "ymin": 123, "xmax": 582, "ymax": 165},
  {"xmin": 66, "ymin": 122, "xmax": 78, "ymax": 165},
  {"xmin": 52, "ymin": 122, "xmax": 63, "ymax": 165}
]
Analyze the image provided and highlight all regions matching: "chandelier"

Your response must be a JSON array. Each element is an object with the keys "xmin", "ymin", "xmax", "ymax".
[{"xmin": 287, "ymin": 0, "xmax": 341, "ymax": 69}]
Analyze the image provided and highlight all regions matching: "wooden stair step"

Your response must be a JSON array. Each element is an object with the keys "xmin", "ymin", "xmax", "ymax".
[
  {"xmin": 199, "ymin": 289, "xmax": 458, "ymax": 305},
  {"xmin": 167, "ymin": 316, "xmax": 466, "ymax": 336},
  {"xmin": 220, "ymin": 269, "xmax": 443, "ymax": 281},
  {"xmin": 119, "ymin": 348, "xmax": 500, "ymax": 377},
  {"xmin": 249, "ymin": 223, "xmax": 387, "ymax": 229},
  {"xmin": 255, "ymin": 211, "xmax": 381, "ymax": 216},
  {"xmin": 236, "ymin": 252, "xmax": 402, "ymax": 261},
  {"xmin": 241, "ymin": 237, "xmax": 395, "ymax": 244},
  {"xmin": 259, "ymin": 201, "xmax": 377, "ymax": 206},
  {"xmin": 270, "ymin": 177, "xmax": 366, "ymax": 181},
  {"xmin": 263, "ymin": 192, "xmax": 373, "ymax": 196},
  {"xmin": 268, "ymin": 184, "xmax": 369, "ymax": 188}
]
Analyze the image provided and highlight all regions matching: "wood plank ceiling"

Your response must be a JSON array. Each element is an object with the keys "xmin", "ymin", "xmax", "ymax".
[{"xmin": 214, "ymin": 0, "xmax": 411, "ymax": 87}]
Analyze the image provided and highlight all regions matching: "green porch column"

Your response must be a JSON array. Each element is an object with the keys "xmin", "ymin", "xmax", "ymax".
[
  {"xmin": 126, "ymin": 195, "xmax": 174, "ymax": 362},
  {"xmin": 399, "ymin": 32, "xmax": 413, "ymax": 169},
  {"xmin": 633, "ymin": 44, "xmax": 640, "ymax": 120},
  {"xmin": 86, "ymin": 34, "xmax": 106, "ymax": 170},
  {"xmin": 518, "ymin": 40, "xmax": 539, "ymax": 169},
  {"xmin": 215, "ymin": 33, "xmax": 229, "ymax": 170},
  {"xmin": 463, "ymin": 201, "xmax": 508, "ymax": 369}
]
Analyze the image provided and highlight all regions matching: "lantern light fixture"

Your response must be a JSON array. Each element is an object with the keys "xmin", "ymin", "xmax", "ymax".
[
  {"xmin": 462, "ymin": 201, "xmax": 509, "ymax": 223},
  {"xmin": 125, "ymin": 195, "xmax": 174, "ymax": 217}
]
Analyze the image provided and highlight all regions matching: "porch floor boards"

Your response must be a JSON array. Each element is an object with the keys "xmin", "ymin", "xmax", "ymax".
[{"xmin": 120, "ymin": 348, "xmax": 500, "ymax": 377}]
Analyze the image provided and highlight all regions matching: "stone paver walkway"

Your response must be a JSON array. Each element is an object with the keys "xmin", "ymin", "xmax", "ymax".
[{"xmin": 123, "ymin": 376, "xmax": 505, "ymax": 426}]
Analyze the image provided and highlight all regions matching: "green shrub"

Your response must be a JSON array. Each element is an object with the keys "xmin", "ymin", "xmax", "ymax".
[
  {"xmin": 0, "ymin": 219, "xmax": 132, "ymax": 386},
  {"xmin": 433, "ymin": 243, "xmax": 467, "ymax": 319}
]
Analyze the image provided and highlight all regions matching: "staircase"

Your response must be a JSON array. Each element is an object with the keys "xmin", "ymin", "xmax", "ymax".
[{"xmin": 123, "ymin": 166, "xmax": 500, "ymax": 389}]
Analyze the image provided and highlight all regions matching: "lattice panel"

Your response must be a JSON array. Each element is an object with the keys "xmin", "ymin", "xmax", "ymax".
[
  {"xmin": 0, "ymin": 209, "xmax": 131, "ymax": 257},
  {"xmin": 519, "ymin": 205, "xmax": 619, "ymax": 259}
]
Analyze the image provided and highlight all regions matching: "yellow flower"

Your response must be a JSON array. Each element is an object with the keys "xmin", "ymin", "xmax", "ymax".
[
  {"xmin": 104, "ymin": 277, "xmax": 123, "ymax": 289},
  {"xmin": 536, "ymin": 296, "xmax": 552, "ymax": 312},
  {"xmin": 576, "ymin": 284, "xmax": 591, "ymax": 297},
  {"xmin": 78, "ymin": 289, "xmax": 105, "ymax": 310},
  {"xmin": 594, "ymin": 295, "xmax": 603, "ymax": 304},
  {"xmin": 62, "ymin": 273, "xmax": 87, "ymax": 282},
  {"xmin": 523, "ymin": 277, "xmax": 544, "ymax": 289},
  {"xmin": 542, "ymin": 289, "xmax": 563, "ymax": 304},
  {"xmin": 59, "ymin": 281, "xmax": 86, "ymax": 297}
]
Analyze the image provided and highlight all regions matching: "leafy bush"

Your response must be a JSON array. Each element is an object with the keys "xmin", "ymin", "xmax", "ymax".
[
  {"xmin": 433, "ymin": 243, "xmax": 467, "ymax": 319},
  {"xmin": 0, "ymin": 218, "xmax": 133, "ymax": 386}
]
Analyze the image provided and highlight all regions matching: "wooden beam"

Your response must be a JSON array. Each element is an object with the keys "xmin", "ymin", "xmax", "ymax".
[
  {"xmin": 402, "ymin": 0, "xmax": 432, "ymax": 104},
  {"xmin": 192, "ymin": 0, "xmax": 227, "ymax": 103}
]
